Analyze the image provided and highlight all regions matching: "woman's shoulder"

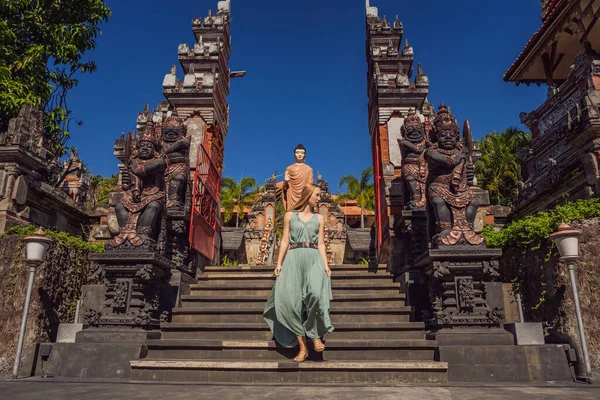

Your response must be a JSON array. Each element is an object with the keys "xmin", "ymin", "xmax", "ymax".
[
  {"xmin": 284, "ymin": 211, "xmax": 294, "ymax": 220},
  {"xmin": 316, "ymin": 213, "xmax": 325, "ymax": 222}
]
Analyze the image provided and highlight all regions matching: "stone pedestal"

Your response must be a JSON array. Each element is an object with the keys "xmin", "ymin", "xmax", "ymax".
[
  {"xmin": 86, "ymin": 243, "xmax": 175, "ymax": 330},
  {"xmin": 416, "ymin": 248, "xmax": 504, "ymax": 329},
  {"xmin": 504, "ymin": 323, "xmax": 545, "ymax": 345},
  {"xmin": 56, "ymin": 323, "xmax": 84, "ymax": 343},
  {"xmin": 390, "ymin": 210, "xmax": 430, "ymax": 321},
  {"xmin": 390, "ymin": 210, "xmax": 429, "ymax": 275},
  {"xmin": 165, "ymin": 208, "xmax": 195, "ymax": 277}
]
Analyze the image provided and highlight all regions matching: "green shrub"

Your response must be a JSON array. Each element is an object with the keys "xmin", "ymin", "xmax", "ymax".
[{"xmin": 482, "ymin": 198, "xmax": 600, "ymax": 250}]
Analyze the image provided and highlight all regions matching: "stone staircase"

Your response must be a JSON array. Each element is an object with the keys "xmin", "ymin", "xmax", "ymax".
[{"xmin": 130, "ymin": 264, "xmax": 448, "ymax": 384}]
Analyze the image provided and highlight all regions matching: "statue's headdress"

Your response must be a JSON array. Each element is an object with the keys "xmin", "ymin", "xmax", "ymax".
[
  {"xmin": 401, "ymin": 108, "xmax": 424, "ymax": 135},
  {"xmin": 433, "ymin": 103, "xmax": 459, "ymax": 133},
  {"xmin": 137, "ymin": 121, "xmax": 159, "ymax": 148},
  {"xmin": 163, "ymin": 111, "xmax": 185, "ymax": 130}
]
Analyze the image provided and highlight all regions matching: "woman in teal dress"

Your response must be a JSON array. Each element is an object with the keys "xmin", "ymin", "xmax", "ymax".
[{"xmin": 263, "ymin": 183, "xmax": 334, "ymax": 362}]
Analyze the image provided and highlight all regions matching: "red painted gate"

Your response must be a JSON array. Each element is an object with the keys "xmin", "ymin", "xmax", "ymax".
[{"xmin": 189, "ymin": 142, "xmax": 221, "ymax": 260}]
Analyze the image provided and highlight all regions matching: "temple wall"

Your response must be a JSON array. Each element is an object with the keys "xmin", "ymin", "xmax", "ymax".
[
  {"xmin": 0, "ymin": 234, "xmax": 98, "ymax": 378},
  {"xmin": 329, "ymin": 240, "xmax": 346, "ymax": 265},
  {"xmin": 387, "ymin": 116, "xmax": 404, "ymax": 168},
  {"xmin": 499, "ymin": 218, "xmax": 600, "ymax": 373},
  {"xmin": 184, "ymin": 116, "xmax": 206, "ymax": 168}
]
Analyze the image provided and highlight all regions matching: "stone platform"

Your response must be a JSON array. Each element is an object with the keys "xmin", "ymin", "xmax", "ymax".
[
  {"xmin": 24, "ymin": 263, "xmax": 576, "ymax": 384},
  {"xmin": 3, "ymin": 381, "xmax": 600, "ymax": 400},
  {"xmin": 129, "ymin": 264, "xmax": 449, "ymax": 384}
]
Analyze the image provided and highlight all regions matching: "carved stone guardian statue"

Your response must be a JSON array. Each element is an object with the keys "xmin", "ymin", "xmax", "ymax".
[
  {"xmin": 425, "ymin": 104, "xmax": 483, "ymax": 246},
  {"xmin": 283, "ymin": 144, "xmax": 314, "ymax": 211},
  {"xmin": 160, "ymin": 113, "xmax": 190, "ymax": 210},
  {"xmin": 399, "ymin": 108, "xmax": 428, "ymax": 210},
  {"xmin": 109, "ymin": 123, "xmax": 166, "ymax": 247}
]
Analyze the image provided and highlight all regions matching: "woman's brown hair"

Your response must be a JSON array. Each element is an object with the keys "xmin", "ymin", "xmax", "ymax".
[{"xmin": 293, "ymin": 183, "xmax": 319, "ymax": 212}]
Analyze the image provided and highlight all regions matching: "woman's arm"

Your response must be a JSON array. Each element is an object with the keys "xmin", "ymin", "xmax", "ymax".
[
  {"xmin": 274, "ymin": 212, "xmax": 292, "ymax": 276},
  {"xmin": 317, "ymin": 215, "xmax": 331, "ymax": 277}
]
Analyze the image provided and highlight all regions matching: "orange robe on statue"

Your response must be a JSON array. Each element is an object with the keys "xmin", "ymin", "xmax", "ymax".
[{"xmin": 285, "ymin": 163, "xmax": 314, "ymax": 211}]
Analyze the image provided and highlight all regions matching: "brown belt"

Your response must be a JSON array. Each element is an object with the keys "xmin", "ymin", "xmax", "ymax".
[{"xmin": 289, "ymin": 242, "xmax": 318, "ymax": 249}]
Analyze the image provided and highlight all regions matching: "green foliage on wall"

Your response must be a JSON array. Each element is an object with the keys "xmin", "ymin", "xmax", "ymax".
[
  {"xmin": 482, "ymin": 198, "xmax": 600, "ymax": 250},
  {"xmin": 1, "ymin": 225, "xmax": 103, "ymax": 342},
  {"xmin": 4, "ymin": 225, "xmax": 104, "ymax": 253}
]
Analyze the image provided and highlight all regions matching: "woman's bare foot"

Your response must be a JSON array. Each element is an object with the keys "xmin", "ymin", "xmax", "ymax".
[
  {"xmin": 293, "ymin": 348, "xmax": 309, "ymax": 362},
  {"xmin": 312, "ymin": 339, "xmax": 325, "ymax": 353}
]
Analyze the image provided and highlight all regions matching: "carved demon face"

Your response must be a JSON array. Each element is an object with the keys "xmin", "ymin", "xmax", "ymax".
[
  {"xmin": 294, "ymin": 149, "xmax": 306, "ymax": 163},
  {"xmin": 438, "ymin": 129, "xmax": 459, "ymax": 150},
  {"xmin": 138, "ymin": 141, "xmax": 155, "ymax": 159},
  {"xmin": 405, "ymin": 125, "xmax": 425, "ymax": 143},
  {"xmin": 162, "ymin": 127, "xmax": 184, "ymax": 143}
]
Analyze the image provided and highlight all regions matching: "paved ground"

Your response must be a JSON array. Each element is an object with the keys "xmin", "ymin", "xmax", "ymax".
[{"xmin": 1, "ymin": 380, "xmax": 599, "ymax": 400}]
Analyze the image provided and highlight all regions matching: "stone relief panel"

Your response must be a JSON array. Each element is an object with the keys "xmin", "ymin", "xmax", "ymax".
[
  {"xmin": 184, "ymin": 116, "xmax": 206, "ymax": 168},
  {"xmin": 387, "ymin": 115, "xmax": 404, "ymax": 168}
]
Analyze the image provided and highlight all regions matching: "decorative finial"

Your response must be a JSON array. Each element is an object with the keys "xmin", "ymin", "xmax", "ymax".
[
  {"xmin": 417, "ymin": 62, "xmax": 423, "ymax": 75},
  {"xmin": 143, "ymin": 103, "xmax": 149, "ymax": 114},
  {"xmin": 33, "ymin": 228, "xmax": 46, "ymax": 236},
  {"xmin": 120, "ymin": 130, "xmax": 124, "ymax": 140},
  {"xmin": 404, "ymin": 39, "xmax": 409, "ymax": 47},
  {"xmin": 170, "ymin": 64, "xmax": 176, "ymax": 75}
]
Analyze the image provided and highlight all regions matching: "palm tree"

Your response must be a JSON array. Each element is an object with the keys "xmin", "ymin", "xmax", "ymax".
[
  {"xmin": 221, "ymin": 176, "xmax": 260, "ymax": 227},
  {"xmin": 337, "ymin": 167, "xmax": 374, "ymax": 228},
  {"xmin": 475, "ymin": 127, "xmax": 531, "ymax": 206}
]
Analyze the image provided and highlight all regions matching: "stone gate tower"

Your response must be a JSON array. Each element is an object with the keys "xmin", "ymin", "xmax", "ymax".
[
  {"xmin": 365, "ymin": 1, "xmax": 433, "ymax": 264},
  {"xmin": 128, "ymin": 0, "xmax": 241, "ymax": 270}
]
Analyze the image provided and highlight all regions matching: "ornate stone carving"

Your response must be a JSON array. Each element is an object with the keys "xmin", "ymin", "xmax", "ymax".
[
  {"xmin": 457, "ymin": 277, "xmax": 475, "ymax": 311},
  {"xmin": 112, "ymin": 280, "xmax": 130, "ymax": 309},
  {"xmin": 109, "ymin": 123, "xmax": 166, "ymax": 248},
  {"xmin": 416, "ymin": 249, "xmax": 504, "ymax": 329},
  {"xmin": 161, "ymin": 113, "xmax": 190, "ymax": 211},
  {"xmin": 86, "ymin": 251, "xmax": 174, "ymax": 329},
  {"xmin": 425, "ymin": 104, "xmax": 483, "ymax": 247},
  {"xmin": 84, "ymin": 309, "xmax": 102, "ymax": 325},
  {"xmin": 487, "ymin": 307, "xmax": 505, "ymax": 325},
  {"xmin": 256, "ymin": 218, "xmax": 274, "ymax": 266},
  {"xmin": 399, "ymin": 109, "xmax": 428, "ymax": 210},
  {"xmin": 0, "ymin": 105, "xmax": 51, "ymax": 160}
]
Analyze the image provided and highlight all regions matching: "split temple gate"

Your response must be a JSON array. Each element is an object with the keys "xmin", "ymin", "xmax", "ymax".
[{"xmin": 15, "ymin": 0, "xmax": 588, "ymax": 385}]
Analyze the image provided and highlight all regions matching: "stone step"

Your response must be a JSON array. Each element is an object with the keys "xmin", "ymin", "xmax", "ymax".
[
  {"xmin": 204, "ymin": 264, "xmax": 379, "ymax": 273},
  {"xmin": 144, "ymin": 339, "xmax": 436, "ymax": 361},
  {"xmin": 160, "ymin": 322, "xmax": 426, "ymax": 340},
  {"xmin": 196, "ymin": 273, "xmax": 394, "ymax": 285},
  {"xmin": 171, "ymin": 305, "xmax": 412, "ymax": 323},
  {"xmin": 130, "ymin": 359, "xmax": 448, "ymax": 384},
  {"xmin": 189, "ymin": 282, "xmax": 400, "ymax": 297},
  {"xmin": 179, "ymin": 292, "xmax": 406, "ymax": 308}
]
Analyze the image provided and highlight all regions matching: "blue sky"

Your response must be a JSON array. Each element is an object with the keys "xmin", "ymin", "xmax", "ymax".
[{"xmin": 67, "ymin": 0, "xmax": 547, "ymax": 192}]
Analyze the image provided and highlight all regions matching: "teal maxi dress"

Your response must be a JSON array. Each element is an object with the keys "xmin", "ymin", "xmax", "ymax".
[{"xmin": 263, "ymin": 212, "xmax": 334, "ymax": 347}]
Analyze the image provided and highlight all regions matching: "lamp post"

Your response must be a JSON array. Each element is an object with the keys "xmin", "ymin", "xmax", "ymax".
[
  {"xmin": 549, "ymin": 222, "xmax": 592, "ymax": 382},
  {"xmin": 12, "ymin": 229, "xmax": 52, "ymax": 380}
]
